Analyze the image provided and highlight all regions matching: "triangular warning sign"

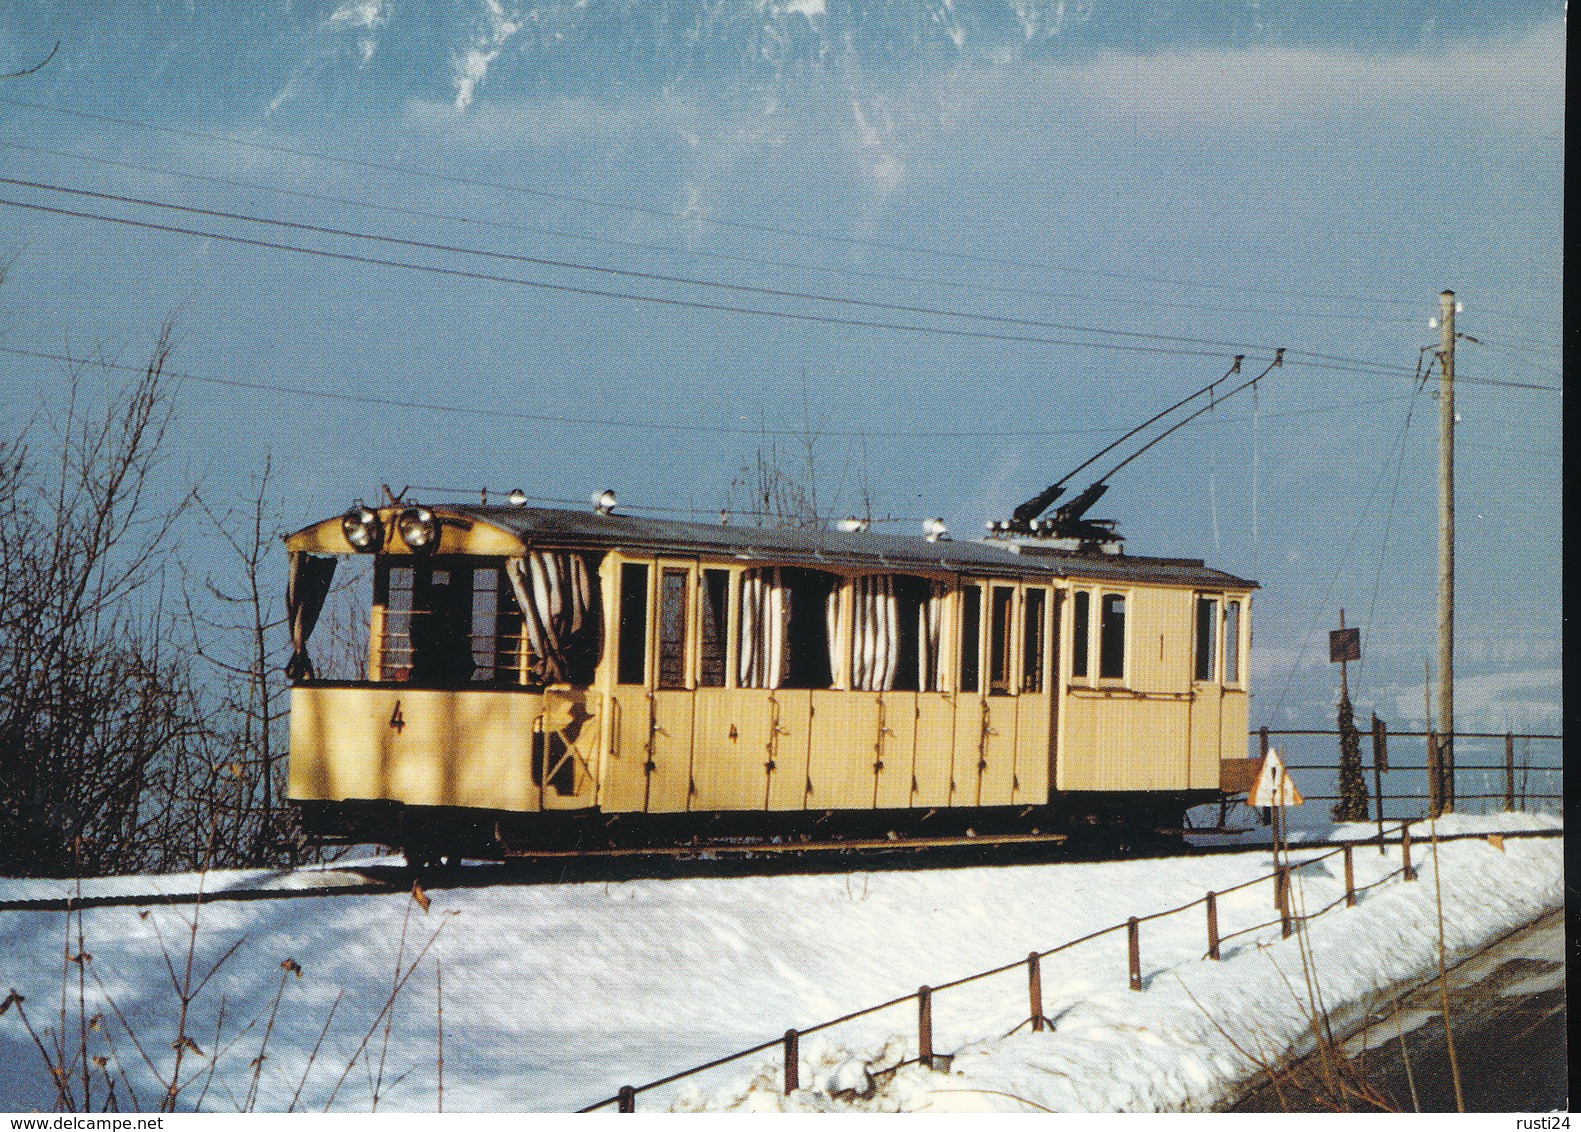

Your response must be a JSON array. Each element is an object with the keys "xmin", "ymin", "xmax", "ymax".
[{"xmin": 1249, "ymin": 748, "xmax": 1304, "ymax": 808}]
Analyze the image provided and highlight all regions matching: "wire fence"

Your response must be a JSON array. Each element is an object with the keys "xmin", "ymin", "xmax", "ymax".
[{"xmin": 579, "ymin": 823, "xmax": 1562, "ymax": 1111}]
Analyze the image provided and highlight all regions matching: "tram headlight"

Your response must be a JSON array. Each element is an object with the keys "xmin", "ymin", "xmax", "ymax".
[
  {"xmin": 341, "ymin": 504, "xmax": 383, "ymax": 552},
  {"xmin": 397, "ymin": 505, "xmax": 438, "ymax": 552}
]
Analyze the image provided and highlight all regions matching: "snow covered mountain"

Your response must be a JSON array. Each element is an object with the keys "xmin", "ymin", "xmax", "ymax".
[{"xmin": 2, "ymin": 1, "xmax": 1562, "ymax": 117}]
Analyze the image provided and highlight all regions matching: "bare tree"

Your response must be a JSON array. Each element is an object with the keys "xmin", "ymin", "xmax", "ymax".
[{"xmin": 0, "ymin": 324, "xmax": 197, "ymax": 875}]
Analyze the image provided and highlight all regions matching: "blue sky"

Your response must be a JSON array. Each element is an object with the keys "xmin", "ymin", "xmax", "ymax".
[{"xmin": 0, "ymin": 2, "xmax": 1564, "ymax": 733}]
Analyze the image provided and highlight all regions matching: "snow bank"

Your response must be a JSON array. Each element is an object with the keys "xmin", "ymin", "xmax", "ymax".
[{"xmin": 0, "ymin": 812, "xmax": 1560, "ymax": 1113}]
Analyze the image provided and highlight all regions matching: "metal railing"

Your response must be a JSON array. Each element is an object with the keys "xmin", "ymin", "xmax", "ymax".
[
  {"xmin": 1253, "ymin": 728, "xmax": 1561, "ymax": 818},
  {"xmin": 579, "ymin": 824, "xmax": 1561, "ymax": 1111}
]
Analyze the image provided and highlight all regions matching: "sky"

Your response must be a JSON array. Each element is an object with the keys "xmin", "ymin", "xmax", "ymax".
[{"xmin": 0, "ymin": 1, "xmax": 1565, "ymax": 735}]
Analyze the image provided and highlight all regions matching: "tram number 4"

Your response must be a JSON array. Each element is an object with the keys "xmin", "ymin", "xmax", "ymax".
[{"xmin": 389, "ymin": 701, "xmax": 406, "ymax": 733}]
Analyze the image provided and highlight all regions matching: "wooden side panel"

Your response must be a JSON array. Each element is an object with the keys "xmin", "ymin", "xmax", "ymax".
[
  {"xmin": 647, "ymin": 690, "xmax": 695, "ymax": 812},
  {"xmin": 979, "ymin": 696, "xmax": 1019, "ymax": 805},
  {"xmin": 767, "ymin": 690, "xmax": 812, "ymax": 811},
  {"xmin": 1189, "ymin": 683, "xmax": 1223, "ymax": 788},
  {"xmin": 1013, "ymin": 691, "xmax": 1051, "ymax": 803},
  {"xmin": 691, "ymin": 689, "xmax": 772, "ymax": 811},
  {"xmin": 1057, "ymin": 693, "xmax": 1192, "ymax": 791},
  {"xmin": 807, "ymin": 691, "xmax": 879, "ymax": 810},
  {"xmin": 951, "ymin": 691, "xmax": 985, "ymax": 807},
  {"xmin": 287, "ymin": 686, "xmax": 544, "ymax": 811},
  {"xmin": 1215, "ymin": 689, "xmax": 1252, "ymax": 789},
  {"xmin": 911, "ymin": 692, "xmax": 956, "ymax": 807},
  {"xmin": 537, "ymin": 689, "xmax": 603, "ymax": 811},
  {"xmin": 874, "ymin": 692, "xmax": 916, "ymax": 810},
  {"xmin": 1054, "ymin": 693, "xmax": 1097, "ymax": 792},
  {"xmin": 1131, "ymin": 588, "xmax": 1193, "ymax": 695},
  {"xmin": 601, "ymin": 688, "xmax": 651, "ymax": 813}
]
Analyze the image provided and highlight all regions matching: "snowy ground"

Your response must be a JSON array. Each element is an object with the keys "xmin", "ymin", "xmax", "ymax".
[{"xmin": 0, "ymin": 811, "xmax": 1562, "ymax": 1113}]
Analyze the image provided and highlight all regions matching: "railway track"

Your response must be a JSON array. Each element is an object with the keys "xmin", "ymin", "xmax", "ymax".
[{"xmin": 0, "ymin": 825, "xmax": 1558, "ymax": 915}]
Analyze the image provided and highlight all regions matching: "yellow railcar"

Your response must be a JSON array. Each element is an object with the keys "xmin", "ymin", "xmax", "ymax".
[{"xmin": 285, "ymin": 500, "xmax": 1256, "ymax": 859}]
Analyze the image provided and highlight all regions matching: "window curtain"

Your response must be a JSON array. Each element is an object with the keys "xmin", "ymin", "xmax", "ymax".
[
  {"xmin": 737, "ymin": 567, "xmax": 790, "ymax": 689},
  {"xmin": 507, "ymin": 551, "xmax": 596, "ymax": 685},
  {"xmin": 851, "ymin": 574, "xmax": 900, "ymax": 692},
  {"xmin": 918, "ymin": 581, "xmax": 947, "ymax": 692},
  {"xmin": 285, "ymin": 552, "xmax": 337, "ymax": 680}
]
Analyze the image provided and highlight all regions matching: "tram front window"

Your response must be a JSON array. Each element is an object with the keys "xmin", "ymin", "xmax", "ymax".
[{"xmin": 379, "ymin": 559, "xmax": 522, "ymax": 687}]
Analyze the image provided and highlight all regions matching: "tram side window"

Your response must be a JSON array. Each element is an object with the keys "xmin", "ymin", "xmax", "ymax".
[
  {"xmin": 657, "ymin": 568, "xmax": 689, "ymax": 689},
  {"xmin": 1099, "ymin": 593, "xmax": 1126, "ymax": 680},
  {"xmin": 782, "ymin": 567, "xmax": 835, "ymax": 689},
  {"xmin": 1071, "ymin": 591, "xmax": 1090, "ymax": 678},
  {"xmin": 1022, "ymin": 588, "xmax": 1046, "ymax": 694},
  {"xmin": 735, "ymin": 566, "xmax": 835, "ymax": 689},
  {"xmin": 889, "ymin": 576, "xmax": 929, "ymax": 692},
  {"xmin": 959, "ymin": 585, "xmax": 982, "ymax": 693},
  {"xmin": 1224, "ymin": 600, "xmax": 1242, "ymax": 685},
  {"xmin": 617, "ymin": 563, "xmax": 649, "ymax": 685},
  {"xmin": 698, "ymin": 569, "xmax": 729, "ymax": 687},
  {"xmin": 850, "ymin": 575, "xmax": 932, "ymax": 692},
  {"xmin": 1194, "ymin": 596, "xmax": 1219, "ymax": 682},
  {"xmin": 988, "ymin": 585, "xmax": 1015, "ymax": 695}
]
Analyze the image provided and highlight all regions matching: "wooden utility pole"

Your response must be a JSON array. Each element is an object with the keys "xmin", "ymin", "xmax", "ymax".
[{"xmin": 1437, "ymin": 290, "xmax": 1456, "ymax": 811}]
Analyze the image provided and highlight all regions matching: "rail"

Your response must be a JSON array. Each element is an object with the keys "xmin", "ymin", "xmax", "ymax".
[{"xmin": 578, "ymin": 823, "xmax": 1562, "ymax": 1111}]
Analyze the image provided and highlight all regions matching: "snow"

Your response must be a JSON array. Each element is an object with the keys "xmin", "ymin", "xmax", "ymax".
[{"xmin": 0, "ymin": 812, "xmax": 1561, "ymax": 1113}]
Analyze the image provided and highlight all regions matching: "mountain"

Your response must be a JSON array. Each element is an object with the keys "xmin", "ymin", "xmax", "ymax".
[{"xmin": 2, "ymin": 0, "xmax": 1561, "ymax": 118}]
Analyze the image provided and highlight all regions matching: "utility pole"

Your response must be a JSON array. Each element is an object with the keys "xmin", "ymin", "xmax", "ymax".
[{"xmin": 1436, "ymin": 290, "xmax": 1456, "ymax": 812}]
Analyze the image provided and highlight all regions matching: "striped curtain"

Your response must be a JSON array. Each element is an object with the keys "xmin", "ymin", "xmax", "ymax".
[
  {"xmin": 851, "ymin": 574, "xmax": 900, "ymax": 692},
  {"xmin": 507, "ymin": 551, "xmax": 596, "ymax": 685},
  {"xmin": 737, "ymin": 567, "xmax": 791, "ymax": 689},
  {"xmin": 918, "ymin": 581, "xmax": 948, "ymax": 692}
]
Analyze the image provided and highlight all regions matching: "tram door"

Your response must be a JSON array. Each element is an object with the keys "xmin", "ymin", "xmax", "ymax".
[
  {"xmin": 605, "ymin": 559, "xmax": 653, "ymax": 812},
  {"xmin": 978, "ymin": 584, "xmax": 1020, "ymax": 806},
  {"xmin": 604, "ymin": 558, "xmax": 691, "ymax": 814},
  {"xmin": 950, "ymin": 582, "xmax": 987, "ymax": 807},
  {"xmin": 645, "ymin": 561, "xmax": 698, "ymax": 812},
  {"xmin": 1012, "ymin": 586, "xmax": 1053, "ymax": 804}
]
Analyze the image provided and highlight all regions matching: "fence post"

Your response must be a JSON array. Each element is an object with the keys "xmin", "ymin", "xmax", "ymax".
[
  {"xmin": 1343, "ymin": 845, "xmax": 1356, "ymax": 908},
  {"xmin": 618, "ymin": 1086, "xmax": 636, "ymax": 1113},
  {"xmin": 1206, "ymin": 892, "xmax": 1221, "ymax": 960},
  {"xmin": 917, "ymin": 986, "xmax": 934, "ymax": 1067},
  {"xmin": 1371, "ymin": 714, "xmax": 1388, "ymax": 850},
  {"xmin": 1127, "ymin": 917, "xmax": 1142, "ymax": 991},
  {"xmin": 1401, "ymin": 821, "xmax": 1415, "ymax": 881},
  {"xmin": 783, "ymin": 1030, "xmax": 799, "ymax": 1095},
  {"xmin": 1027, "ymin": 952, "xmax": 1045, "ymax": 1032},
  {"xmin": 1505, "ymin": 733, "xmax": 1516, "ymax": 811}
]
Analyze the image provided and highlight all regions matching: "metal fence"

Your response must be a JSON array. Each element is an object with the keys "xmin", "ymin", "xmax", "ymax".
[
  {"xmin": 579, "ymin": 824, "xmax": 1562, "ymax": 1112},
  {"xmin": 1253, "ymin": 728, "xmax": 1562, "ymax": 821}
]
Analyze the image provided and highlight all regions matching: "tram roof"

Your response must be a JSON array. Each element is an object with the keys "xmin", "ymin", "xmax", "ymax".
[
  {"xmin": 443, "ymin": 504, "xmax": 1259, "ymax": 590},
  {"xmin": 289, "ymin": 502, "xmax": 1256, "ymax": 589}
]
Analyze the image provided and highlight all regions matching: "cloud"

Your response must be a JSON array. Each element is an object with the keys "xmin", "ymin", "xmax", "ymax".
[
  {"xmin": 454, "ymin": 0, "xmax": 523, "ymax": 112},
  {"xmin": 328, "ymin": 1, "xmax": 388, "ymax": 31},
  {"xmin": 1371, "ymin": 667, "xmax": 1562, "ymax": 732},
  {"xmin": 1020, "ymin": 19, "xmax": 1564, "ymax": 136}
]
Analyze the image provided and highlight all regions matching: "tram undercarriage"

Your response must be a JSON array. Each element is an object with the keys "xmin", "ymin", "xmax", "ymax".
[{"xmin": 295, "ymin": 789, "xmax": 1220, "ymax": 865}]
